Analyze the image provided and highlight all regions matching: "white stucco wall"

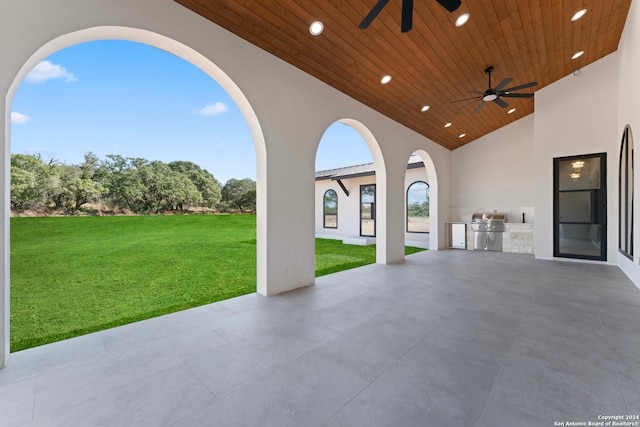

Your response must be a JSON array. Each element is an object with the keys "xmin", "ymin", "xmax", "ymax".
[
  {"xmin": 0, "ymin": 0, "xmax": 451, "ymax": 366},
  {"xmin": 449, "ymin": 47, "xmax": 627, "ymax": 265},
  {"xmin": 315, "ymin": 175, "xmax": 375, "ymax": 239},
  {"xmin": 617, "ymin": 0, "xmax": 640, "ymax": 287},
  {"xmin": 534, "ymin": 52, "xmax": 619, "ymax": 262},
  {"xmin": 451, "ymin": 115, "xmax": 535, "ymax": 224},
  {"xmin": 314, "ymin": 167, "xmax": 430, "ymax": 246}
]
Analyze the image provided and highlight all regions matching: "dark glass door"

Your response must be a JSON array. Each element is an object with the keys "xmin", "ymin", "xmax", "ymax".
[
  {"xmin": 360, "ymin": 184, "xmax": 375, "ymax": 237},
  {"xmin": 554, "ymin": 153, "xmax": 607, "ymax": 260}
]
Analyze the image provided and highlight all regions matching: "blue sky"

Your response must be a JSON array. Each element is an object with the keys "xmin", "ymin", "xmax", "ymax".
[{"xmin": 10, "ymin": 40, "xmax": 373, "ymax": 183}]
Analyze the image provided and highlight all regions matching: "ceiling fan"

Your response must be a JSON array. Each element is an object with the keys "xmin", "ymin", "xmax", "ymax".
[
  {"xmin": 452, "ymin": 67, "xmax": 538, "ymax": 114},
  {"xmin": 359, "ymin": 0, "xmax": 462, "ymax": 33}
]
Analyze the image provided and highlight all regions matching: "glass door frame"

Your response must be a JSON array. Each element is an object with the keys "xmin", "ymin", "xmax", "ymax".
[
  {"xmin": 360, "ymin": 184, "xmax": 376, "ymax": 237},
  {"xmin": 553, "ymin": 152, "xmax": 607, "ymax": 261}
]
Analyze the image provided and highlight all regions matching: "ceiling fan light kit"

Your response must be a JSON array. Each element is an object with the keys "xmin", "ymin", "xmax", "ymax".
[
  {"xmin": 451, "ymin": 66, "xmax": 538, "ymax": 114},
  {"xmin": 358, "ymin": 2, "xmax": 538, "ymax": 117}
]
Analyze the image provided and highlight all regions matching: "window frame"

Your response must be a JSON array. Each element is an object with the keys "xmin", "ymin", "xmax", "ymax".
[
  {"xmin": 619, "ymin": 125, "xmax": 634, "ymax": 260},
  {"xmin": 406, "ymin": 180, "xmax": 430, "ymax": 234},
  {"xmin": 322, "ymin": 189, "xmax": 338, "ymax": 229},
  {"xmin": 360, "ymin": 184, "xmax": 376, "ymax": 237}
]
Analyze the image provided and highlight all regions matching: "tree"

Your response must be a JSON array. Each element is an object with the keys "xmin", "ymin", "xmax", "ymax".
[
  {"xmin": 10, "ymin": 152, "xmax": 238, "ymax": 215},
  {"xmin": 102, "ymin": 154, "xmax": 146, "ymax": 211},
  {"xmin": 71, "ymin": 153, "xmax": 107, "ymax": 210},
  {"xmin": 408, "ymin": 201, "xmax": 429, "ymax": 217},
  {"xmin": 10, "ymin": 154, "xmax": 50, "ymax": 211},
  {"xmin": 168, "ymin": 161, "xmax": 221, "ymax": 208},
  {"xmin": 221, "ymin": 178, "xmax": 256, "ymax": 213},
  {"xmin": 47, "ymin": 164, "xmax": 77, "ymax": 210},
  {"xmin": 142, "ymin": 161, "xmax": 202, "ymax": 213},
  {"xmin": 102, "ymin": 156, "xmax": 203, "ymax": 213}
]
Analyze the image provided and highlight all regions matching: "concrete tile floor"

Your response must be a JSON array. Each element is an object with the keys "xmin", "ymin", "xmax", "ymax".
[{"xmin": 1, "ymin": 250, "xmax": 639, "ymax": 426}]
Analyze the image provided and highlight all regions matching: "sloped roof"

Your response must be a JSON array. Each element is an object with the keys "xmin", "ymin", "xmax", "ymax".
[{"xmin": 316, "ymin": 154, "xmax": 425, "ymax": 181}]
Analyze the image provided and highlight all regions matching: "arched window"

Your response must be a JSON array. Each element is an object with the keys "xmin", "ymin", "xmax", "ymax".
[
  {"xmin": 323, "ymin": 189, "xmax": 338, "ymax": 228},
  {"xmin": 407, "ymin": 181, "xmax": 429, "ymax": 233},
  {"xmin": 619, "ymin": 125, "xmax": 634, "ymax": 259}
]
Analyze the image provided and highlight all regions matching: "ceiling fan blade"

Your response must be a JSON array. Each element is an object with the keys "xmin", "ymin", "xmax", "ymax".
[
  {"xmin": 454, "ymin": 100, "xmax": 479, "ymax": 112},
  {"xmin": 435, "ymin": 0, "xmax": 462, "ymax": 12},
  {"xmin": 493, "ymin": 97, "xmax": 509, "ymax": 108},
  {"xmin": 359, "ymin": 0, "xmax": 391, "ymax": 29},
  {"xmin": 493, "ymin": 77, "xmax": 513, "ymax": 91},
  {"xmin": 502, "ymin": 81, "xmax": 538, "ymax": 92},
  {"xmin": 473, "ymin": 102, "xmax": 486, "ymax": 114},
  {"xmin": 501, "ymin": 93, "xmax": 534, "ymax": 98},
  {"xmin": 401, "ymin": 0, "xmax": 413, "ymax": 32},
  {"xmin": 451, "ymin": 95, "xmax": 481, "ymax": 103}
]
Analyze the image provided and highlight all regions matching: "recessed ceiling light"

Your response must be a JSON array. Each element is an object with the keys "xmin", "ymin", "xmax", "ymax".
[
  {"xmin": 421, "ymin": 105, "xmax": 430, "ymax": 112},
  {"xmin": 571, "ymin": 9, "xmax": 587, "ymax": 21},
  {"xmin": 455, "ymin": 13, "xmax": 470, "ymax": 27},
  {"xmin": 444, "ymin": 122, "xmax": 452, "ymax": 128},
  {"xmin": 508, "ymin": 108, "xmax": 516, "ymax": 114},
  {"xmin": 572, "ymin": 51, "xmax": 584, "ymax": 60},
  {"xmin": 459, "ymin": 133, "xmax": 466, "ymax": 138},
  {"xmin": 381, "ymin": 75, "xmax": 392, "ymax": 84},
  {"xmin": 309, "ymin": 21, "xmax": 324, "ymax": 35}
]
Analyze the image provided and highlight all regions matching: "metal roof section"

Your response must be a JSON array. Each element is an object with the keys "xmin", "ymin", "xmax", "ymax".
[{"xmin": 315, "ymin": 154, "xmax": 425, "ymax": 181}]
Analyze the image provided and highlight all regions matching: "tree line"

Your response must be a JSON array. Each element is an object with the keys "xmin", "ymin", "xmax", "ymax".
[{"xmin": 10, "ymin": 153, "xmax": 256, "ymax": 214}]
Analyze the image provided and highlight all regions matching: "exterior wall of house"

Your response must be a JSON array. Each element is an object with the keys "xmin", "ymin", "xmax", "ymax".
[
  {"xmin": 0, "ymin": 0, "xmax": 451, "ymax": 366},
  {"xmin": 617, "ymin": 0, "xmax": 640, "ymax": 287},
  {"xmin": 533, "ymin": 52, "xmax": 619, "ymax": 262},
  {"xmin": 450, "ymin": 117, "xmax": 536, "ymax": 254},
  {"xmin": 315, "ymin": 175, "xmax": 375, "ymax": 239},
  {"xmin": 451, "ymin": 115, "xmax": 535, "ymax": 224},
  {"xmin": 314, "ymin": 167, "xmax": 430, "ymax": 247},
  {"xmin": 451, "ymin": 52, "xmax": 620, "ymax": 262}
]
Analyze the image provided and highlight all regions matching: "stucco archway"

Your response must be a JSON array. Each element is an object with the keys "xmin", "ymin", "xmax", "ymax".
[
  {"xmin": 331, "ymin": 119, "xmax": 389, "ymax": 264},
  {"xmin": 409, "ymin": 149, "xmax": 439, "ymax": 251},
  {"xmin": 2, "ymin": 26, "xmax": 267, "ymax": 367},
  {"xmin": 314, "ymin": 120, "xmax": 379, "ymax": 241}
]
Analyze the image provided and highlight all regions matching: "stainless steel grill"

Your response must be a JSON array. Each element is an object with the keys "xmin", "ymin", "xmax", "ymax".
[{"xmin": 471, "ymin": 212, "xmax": 505, "ymax": 251}]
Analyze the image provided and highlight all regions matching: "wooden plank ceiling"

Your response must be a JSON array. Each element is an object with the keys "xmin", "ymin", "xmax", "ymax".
[{"xmin": 173, "ymin": 0, "xmax": 631, "ymax": 150}]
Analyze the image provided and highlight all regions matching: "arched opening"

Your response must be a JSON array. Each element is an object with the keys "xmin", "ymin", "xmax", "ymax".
[
  {"xmin": 314, "ymin": 119, "xmax": 391, "ymax": 271},
  {"xmin": 404, "ymin": 150, "xmax": 439, "ymax": 251},
  {"xmin": 315, "ymin": 120, "xmax": 376, "ymax": 241},
  {"xmin": 3, "ymin": 26, "xmax": 266, "ymax": 363},
  {"xmin": 406, "ymin": 181, "xmax": 430, "ymax": 233}
]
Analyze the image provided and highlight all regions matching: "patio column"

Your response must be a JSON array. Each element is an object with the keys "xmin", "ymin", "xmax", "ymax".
[
  {"xmin": 376, "ymin": 153, "xmax": 406, "ymax": 265},
  {"xmin": 257, "ymin": 129, "xmax": 316, "ymax": 296},
  {"xmin": 1, "ymin": 102, "xmax": 9, "ymax": 368}
]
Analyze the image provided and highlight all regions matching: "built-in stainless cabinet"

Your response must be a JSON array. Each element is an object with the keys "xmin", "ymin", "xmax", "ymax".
[{"xmin": 448, "ymin": 222, "xmax": 467, "ymax": 249}]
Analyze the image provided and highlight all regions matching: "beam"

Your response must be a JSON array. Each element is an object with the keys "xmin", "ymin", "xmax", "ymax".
[{"xmin": 336, "ymin": 179, "xmax": 349, "ymax": 196}]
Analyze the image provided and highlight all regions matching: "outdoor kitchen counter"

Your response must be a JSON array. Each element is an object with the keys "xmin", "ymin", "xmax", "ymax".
[{"xmin": 464, "ymin": 223, "xmax": 534, "ymax": 254}]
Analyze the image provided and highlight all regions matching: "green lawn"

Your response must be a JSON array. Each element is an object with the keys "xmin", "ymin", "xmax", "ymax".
[{"xmin": 10, "ymin": 215, "xmax": 425, "ymax": 351}]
